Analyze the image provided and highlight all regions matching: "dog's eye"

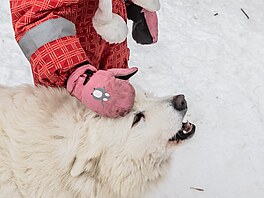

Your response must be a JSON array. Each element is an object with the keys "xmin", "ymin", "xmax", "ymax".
[{"xmin": 132, "ymin": 112, "xmax": 145, "ymax": 127}]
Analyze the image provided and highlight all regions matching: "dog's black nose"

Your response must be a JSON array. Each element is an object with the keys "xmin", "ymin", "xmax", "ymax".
[{"xmin": 172, "ymin": 94, "xmax": 187, "ymax": 111}]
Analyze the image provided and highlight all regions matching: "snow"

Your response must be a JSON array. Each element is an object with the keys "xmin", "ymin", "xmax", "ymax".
[
  {"xmin": 1, "ymin": 0, "xmax": 264, "ymax": 197},
  {"xmin": 0, "ymin": 2, "xmax": 33, "ymax": 85}
]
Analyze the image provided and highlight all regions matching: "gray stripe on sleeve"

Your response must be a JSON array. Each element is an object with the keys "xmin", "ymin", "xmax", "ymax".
[{"xmin": 18, "ymin": 18, "xmax": 76, "ymax": 60}]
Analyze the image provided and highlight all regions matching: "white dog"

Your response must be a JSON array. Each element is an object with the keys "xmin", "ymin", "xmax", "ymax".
[{"xmin": 0, "ymin": 85, "xmax": 195, "ymax": 198}]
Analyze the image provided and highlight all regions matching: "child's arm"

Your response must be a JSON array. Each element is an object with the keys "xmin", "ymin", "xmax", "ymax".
[{"xmin": 10, "ymin": 0, "xmax": 89, "ymax": 87}]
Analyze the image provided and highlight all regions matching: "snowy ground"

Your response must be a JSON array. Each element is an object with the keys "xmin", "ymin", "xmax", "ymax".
[{"xmin": 1, "ymin": 0, "xmax": 264, "ymax": 198}]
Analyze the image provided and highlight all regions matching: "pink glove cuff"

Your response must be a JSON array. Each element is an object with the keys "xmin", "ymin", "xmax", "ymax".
[{"xmin": 67, "ymin": 65, "xmax": 97, "ymax": 100}]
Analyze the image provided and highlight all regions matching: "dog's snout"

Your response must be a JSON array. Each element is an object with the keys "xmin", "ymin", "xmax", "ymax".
[{"xmin": 172, "ymin": 94, "xmax": 187, "ymax": 111}]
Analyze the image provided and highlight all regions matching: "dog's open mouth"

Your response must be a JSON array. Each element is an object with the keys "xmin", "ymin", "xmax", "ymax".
[{"xmin": 169, "ymin": 121, "xmax": 196, "ymax": 143}]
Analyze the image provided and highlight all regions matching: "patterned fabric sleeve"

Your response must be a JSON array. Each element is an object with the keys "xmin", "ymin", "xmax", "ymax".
[{"xmin": 10, "ymin": 0, "xmax": 89, "ymax": 87}]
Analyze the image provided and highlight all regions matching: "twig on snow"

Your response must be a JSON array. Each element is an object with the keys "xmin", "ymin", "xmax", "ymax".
[
  {"xmin": 190, "ymin": 187, "xmax": 204, "ymax": 192},
  {"xmin": 241, "ymin": 8, "xmax": 249, "ymax": 19}
]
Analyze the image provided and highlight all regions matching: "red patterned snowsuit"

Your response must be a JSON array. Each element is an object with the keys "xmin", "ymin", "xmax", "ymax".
[{"xmin": 10, "ymin": 0, "xmax": 130, "ymax": 87}]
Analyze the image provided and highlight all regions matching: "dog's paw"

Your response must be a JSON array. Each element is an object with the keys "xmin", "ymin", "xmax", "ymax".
[{"xmin": 93, "ymin": 13, "xmax": 128, "ymax": 44}]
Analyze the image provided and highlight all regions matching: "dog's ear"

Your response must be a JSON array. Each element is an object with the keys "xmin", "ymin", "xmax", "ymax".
[
  {"xmin": 70, "ymin": 157, "xmax": 87, "ymax": 177},
  {"xmin": 71, "ymin": 155, "xmax": 101, "ymax": 177},
  {"xmin": 70, "ymin": 144, "xmax": 102, "ymax": 177},
  {"xmin": 70, "ymin": 124, "xmax": 103, "ymax": 177}
]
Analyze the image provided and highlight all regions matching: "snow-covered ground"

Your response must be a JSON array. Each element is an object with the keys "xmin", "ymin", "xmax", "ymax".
[{"xmin": 1, "ymin": 0, "xmax": 264, "ymax": 197}]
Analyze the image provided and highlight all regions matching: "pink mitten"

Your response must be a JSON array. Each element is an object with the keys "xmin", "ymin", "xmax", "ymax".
[
  {"xmin": 67, "ymin": 65, "xmax": 138, "ymax": 117},
  {"xmin": 126, "ymin": 3, "xmax": 158, "ymax": 44}
]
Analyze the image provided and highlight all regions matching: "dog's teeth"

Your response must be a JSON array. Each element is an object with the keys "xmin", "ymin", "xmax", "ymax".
[
  {"xmin": 187, "ymin": 124, "xmax": 193, "ymax": 133},
  {"xmin": 182, "ymin": 121, "xmax": 193, "ymax": 133},
  {"xmin": 182, "ymin": 130, "xmax": 188, "ymax": 134}
]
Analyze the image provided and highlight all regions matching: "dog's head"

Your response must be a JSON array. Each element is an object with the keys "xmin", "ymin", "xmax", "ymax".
[
  {"xmin": 70, "ymin": 88, "xmax": 195, "ymax": 181},
  {"xmin": 108, "ymin": 89, "xmax": 196, "ymax": 158}
]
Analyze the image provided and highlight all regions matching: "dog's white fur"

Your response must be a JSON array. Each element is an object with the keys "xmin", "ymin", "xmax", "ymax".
[{"xmin": 0, "ymin": 85, "xmax": 186, "ymax": 198}]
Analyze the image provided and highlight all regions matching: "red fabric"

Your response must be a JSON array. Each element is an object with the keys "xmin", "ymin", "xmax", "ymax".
[{"xmin": 10, "ymin": 0, "xmax": 130, "ymax": 87}]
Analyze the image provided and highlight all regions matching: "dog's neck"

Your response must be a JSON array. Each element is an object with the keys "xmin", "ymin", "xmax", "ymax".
[
  {"xmin": 65, "ymin": 113, "xmax": 172, "ymax": 198},
  {"xmin": 78, "ymin": 152, "xmax": 171, "ymax": 198}
]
